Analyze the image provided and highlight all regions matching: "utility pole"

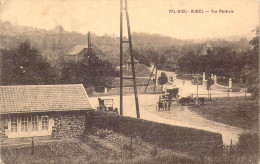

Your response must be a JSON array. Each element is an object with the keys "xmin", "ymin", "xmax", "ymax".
[
  {"xmin": 120, "ymin": 0, "xmax": 123, "ymax": 115},
  {"xmin": 87, "ymin": 31, "xmax": 93, "ymax": 93},
  {"xmin": 195, "ymin": 77, "xmax": 199, "ymax": 106},
  {"xmin": 144, "ymin": 64, "xmax": 156, "ymax": 92},
  {"xmin": 154, "ymin": 55, "xmax": 158, "ymax": 92},
  {"xmin": 120, "ymin": 0, "xmax": 140, "ymax": 118},
  {"xmin": 88, "ymin": 31, "xmax": 92, "ymax": 60}
]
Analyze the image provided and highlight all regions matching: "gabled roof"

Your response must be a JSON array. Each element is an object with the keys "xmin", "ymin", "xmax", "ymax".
[
  {"xmin": 125, "ymin": 56, "xmax": 139, "ymax": 63},
  {"xmin": 0, "ymin": 84, "xmax": 93, "ymax": 114},
  {"xmin": 206, "ymin": 41, "xmax": 212, "ymax": 48},
  {"xmin": 65, "ymin": 44, "xmax": 105, "ymax": 57},
  {"xmin": 65, "ymin": 44, "xmax": 88, "ymax": 56}
]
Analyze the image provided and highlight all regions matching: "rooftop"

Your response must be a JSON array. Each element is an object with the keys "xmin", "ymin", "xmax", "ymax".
[
  {"xmin": 65, "ymin": 44, "xmax": 105, "ymax": 56},
  {"xmin": 125, "ymin": 56, "xmax": 139, "ymax": 63},
  {"xmin": 65, "ymin": 44, "xmax": 88, "ymax": 56},
  {"xmin": 0, "ymin": 84, "xmax": 93, "ymax": 114}
]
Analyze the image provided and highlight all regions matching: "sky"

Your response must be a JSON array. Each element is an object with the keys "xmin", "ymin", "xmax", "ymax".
[{"xmin": 0, "ymin": 0, "xmax": 259, "ymax": 39}]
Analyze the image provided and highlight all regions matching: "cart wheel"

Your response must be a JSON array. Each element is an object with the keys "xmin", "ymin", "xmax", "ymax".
[{"xmin": 197, "ymin": 99, "xmax": 201, "ymax": 105}]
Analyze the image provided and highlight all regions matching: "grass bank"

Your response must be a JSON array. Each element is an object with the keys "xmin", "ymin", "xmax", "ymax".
[{"xmin": 189, "ymin": 97, "xmax": 259, "ymax": 132}]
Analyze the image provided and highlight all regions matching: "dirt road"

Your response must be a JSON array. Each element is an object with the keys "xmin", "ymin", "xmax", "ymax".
[{"xmin": 89, "ymin": 71, "xmax": 248, "ymax": 145}]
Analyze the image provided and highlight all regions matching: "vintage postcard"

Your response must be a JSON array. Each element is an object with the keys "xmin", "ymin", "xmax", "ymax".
[{"xmin": 0, "ymin": 0, "xmax": 259, "ymax": 163}]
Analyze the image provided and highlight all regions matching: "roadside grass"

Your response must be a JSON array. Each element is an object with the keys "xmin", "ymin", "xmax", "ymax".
[
  {"xmin": 1, "ymin": 133, "xmax": 200, "ymax": 164},
  {"xmin": 2, "ymin": 128, "xmax": 257, "ymax": 163},
  {"xmin": 218, "ymin": 80, "xmax": 247, "ymax": 91},
  {"xmin": 1, "ymin": 141, "xmax": 89, "ymax": 164},
  {"xmin": 189, "ymin": 97, "xmax": 259, "ymax": 132}
]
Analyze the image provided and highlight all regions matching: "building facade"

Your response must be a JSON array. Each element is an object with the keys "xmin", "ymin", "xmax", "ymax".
[{"xmin": 0, "ymin": 84, "xmax": 93, "ymax": 141}]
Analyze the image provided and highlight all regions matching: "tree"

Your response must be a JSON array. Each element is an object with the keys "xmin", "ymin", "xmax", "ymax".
[
  {"xmin": 240, "ymin": 27, "xmax": 259, "ymax": 99},
  {"xmin": 159, "ymin": 55, "xmax": 166, "ymax": 65},
  {"xmin": 51, "ymin": 38, "xmax": 56, "ymax": 50},
  {"xmin": 42, "ymin": 36, "xmax": 47, "ymax": 50},
  {"xmin": 177, "ymin": 51, "xmax": 198, "ymax": 75},
  {"xmin": 207, "ymin": 78, "xmax": 214, "ymax": 90},
  {"xmin": 158, "ymin": 72, "xmax": 168, "ymax": 87},
  {"xmin": 60, "ymin": 62, "xmax": 83, "ymax": 84},
  {"xmin": 236, "ymin": 133, "xmax": 259, "ymax": 157},
  {"xmin": 60, "ymin": 52, "xmax": 117, "ymax": 91},
  {"xmin": 2, "ymin": 40, "xmax": 57, "ymax": 85}
]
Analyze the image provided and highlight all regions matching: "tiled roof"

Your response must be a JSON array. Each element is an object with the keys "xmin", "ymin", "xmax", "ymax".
[{"xmin": 0, "ymin": 84, "xmax": 93, "ymax": 114}]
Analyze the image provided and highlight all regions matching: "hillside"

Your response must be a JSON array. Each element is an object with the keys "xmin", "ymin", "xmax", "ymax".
[{"xmin": 0, "ymin": 20, "xmax": 252, "ymax": 66}]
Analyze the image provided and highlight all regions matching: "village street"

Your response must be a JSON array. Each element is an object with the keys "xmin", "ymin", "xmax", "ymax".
[{"xmin": 89, "ymin": 71, "xmax": 248, "ymax": 145}]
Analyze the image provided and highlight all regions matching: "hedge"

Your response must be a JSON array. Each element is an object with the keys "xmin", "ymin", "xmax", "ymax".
[{"xmin": 89, "ymin": 112, "xmax": 223, "ymax": 157}]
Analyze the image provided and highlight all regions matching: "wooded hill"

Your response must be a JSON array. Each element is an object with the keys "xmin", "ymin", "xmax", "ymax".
[{"xmin": 0, "ymin": 20, "xmax": 252, "ymax": 67}]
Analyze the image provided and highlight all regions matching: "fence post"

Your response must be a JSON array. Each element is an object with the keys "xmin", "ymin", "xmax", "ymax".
[
  {"xmin": 238, "ymin": 102, "xmax": 240, "ymax": 113},
  {"xmin": 210, "ymin": 93, "xmax": 211, "ymax": 100},
  {"xmin": 245, "ymin": 91, "xmax": 246, "ymax": 99},
  {"xmin": 31, "ymin": 137, "xmax": 34, "ymax": 155},
  {"xmin": 227, "ymin": 90, "xmax": 229, "ymax": 99},
  {"xmin": 130, "ymin": 136, "xmax": 133, "ymax": 158}
]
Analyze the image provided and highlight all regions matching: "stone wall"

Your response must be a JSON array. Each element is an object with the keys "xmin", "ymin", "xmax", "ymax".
[
  {"xmin": 51, "ymin": 112, "xmax": 88, "ymax": 139},
  {"xmin": 0, "ymin": 115, "xmax": 8, "ymax": 139}
]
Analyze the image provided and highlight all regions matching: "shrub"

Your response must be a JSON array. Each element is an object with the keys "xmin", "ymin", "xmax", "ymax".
[
  {"xmin": 236, "ymin": 133, "xmax": 259, "ymax": 156},
  {"xmin": 96, "ymin": 129, "xmax": 113, "ymax": 138}
]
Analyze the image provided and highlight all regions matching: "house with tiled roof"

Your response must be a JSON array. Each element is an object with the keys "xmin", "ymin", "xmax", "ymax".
[
  {"xmin": 63, "ymin": 44, "xmax": 105, "ymax": 62},
  {"xmin": 0, "ymin": 84, "xmax": 93, "ymax": 139},
  {"xmin": 201, "ymin": 41, "xmax": 213, "ymax": 55}
]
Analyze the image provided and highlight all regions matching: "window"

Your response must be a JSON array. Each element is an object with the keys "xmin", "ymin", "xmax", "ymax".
[
  {"xmin": 21, "ymin": 117, "xmax": 28, "ymax": 132},
  {"xmin": 31, "ymin": 116, "xmax": 38, "ymax": 131},
  {"xmin": 42, "ymin": 116, "xmax": 48, "ymax": 131},
  {"xmin": 11, "ymin": 117, "xmax": 18, "ymax": 133},
  {"xmin": 8, "ymin": 115, "xmax": 52, "ymax": 138}
]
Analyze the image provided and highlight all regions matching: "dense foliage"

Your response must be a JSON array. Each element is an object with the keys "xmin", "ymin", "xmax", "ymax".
[
  {"xmin": 60, "ymin": 53, "xmax": 116, "ymax": 91},
  {"xmin": 2, "ymin": 40, "xmax": 117, "ymax": 91},
  {"xmin": 177, "ymin": 27, "xmax": 259, "ymax": 98},
  {"xmin": 158, "ymin": 72, "xmax": 168, "ymax": 87},
  {"xmin": 0, "ymin": 20, "xmax": 251, "ymax": 67},
  {"xmin": 1, "ymin": 40, "xmax": 57, "ymax": 85}
]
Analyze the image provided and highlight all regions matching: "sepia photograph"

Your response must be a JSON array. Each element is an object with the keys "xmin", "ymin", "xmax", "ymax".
[{"xmin": 0, "ymin": 0, "xmax": 259, "ymax": 163}]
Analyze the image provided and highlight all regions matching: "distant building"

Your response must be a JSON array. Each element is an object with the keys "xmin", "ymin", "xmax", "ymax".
[
  {"xmin": 201, "ymin": 41, "xmax": 213, "ymax": 55},
  {"xmin": 124, "ymin": 56, "xmax": 140, "ymax": 70},
  {"xmin": 64, "ymin": 44, "xmax": 105, "ymax": 63},
  {"xmin": 0, "ymin": 84, "xmax": 93, "ymax": 139}
]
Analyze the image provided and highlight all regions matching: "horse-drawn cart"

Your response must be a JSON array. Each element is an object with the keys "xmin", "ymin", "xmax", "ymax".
[
  {"xmin": 97, "ymin": 98, "xmax": 118, "ymax": 114},
  {"xmin": 157, "ymin": 88, "xmax": 179, "ymax": 111}
]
